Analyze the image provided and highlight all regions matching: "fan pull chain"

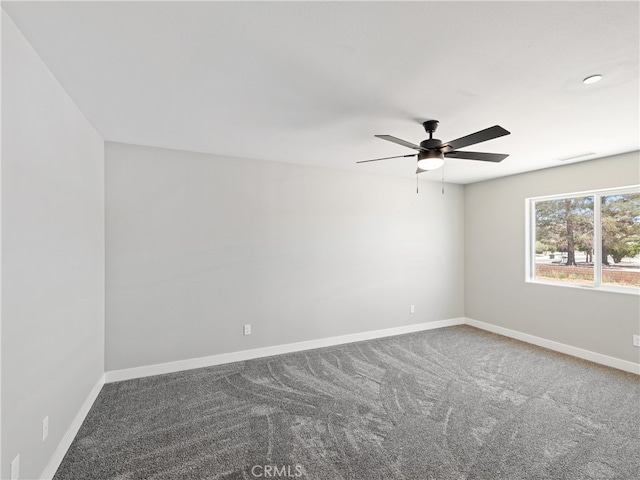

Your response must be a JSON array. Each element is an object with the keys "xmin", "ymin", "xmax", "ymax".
[
  {"xmin": 441, "ymin": 161, "xmax": 445, "ymax": 195},
  {"xmin": 416, "ymin": 175, "xmax": 419, "ymax": 194}
]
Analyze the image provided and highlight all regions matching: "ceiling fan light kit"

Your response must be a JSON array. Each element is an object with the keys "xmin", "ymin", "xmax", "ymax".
[
  {"xmin": 416, "ymin": 150, "xmax": 445, "ymax": 171},
  {"xmin": 358, "ymin": 119, "xmax": 510, "ymax": 175}
]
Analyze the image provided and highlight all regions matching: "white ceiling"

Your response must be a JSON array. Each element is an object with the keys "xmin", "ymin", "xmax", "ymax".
[{"xmin": 3, "ymin": 1, "xmax": 639, "ymax": 184}]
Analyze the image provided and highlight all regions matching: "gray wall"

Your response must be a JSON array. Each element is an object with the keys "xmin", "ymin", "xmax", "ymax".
[
  {"xmin": 105, "ymin": 142, "xmax": 465, "ymax": 371},
  {"xmin": 2, "ymin": 6, "xmax": 637, "ymax": 477},
  {"xmin": 465, "ymin": 151, "xmax": 640, "ymax": 363},
  {"xmin": 1, "ymin": 11, "xmax": 105, "ymax": 480}
]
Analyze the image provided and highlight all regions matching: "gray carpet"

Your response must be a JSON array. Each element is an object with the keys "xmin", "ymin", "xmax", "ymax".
[{"xmin": 53, "ymin": 325, "xmax": 640, "ymax": 479}]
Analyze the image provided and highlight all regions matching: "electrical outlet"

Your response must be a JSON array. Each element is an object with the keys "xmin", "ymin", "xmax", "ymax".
[
  {"xmin": 10, "ymin": 454, "xmax": 19, "ymax": 480},
  {"xmin": 43, "ymin": 416, "xmax": 49, "ymax": 441},
  {"xmin": 410, "ymin": 305, "xmax": 415, "ymax": 314},
  {"xmin": 633, "ymin": 335, "xmax": 640, "ymax": 347},
  {"xmin": 244, "ymin": 324, "xmax": 251, "ymax": 335}
]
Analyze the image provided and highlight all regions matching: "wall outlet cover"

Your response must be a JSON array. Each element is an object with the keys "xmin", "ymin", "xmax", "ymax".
[
  {"xmin": 43, "ymin": 416, "xmax": 49, "ymax": 441},
  {"xmin": 633, "ymin": 334, "xmax": 640, "ymax": 347}
]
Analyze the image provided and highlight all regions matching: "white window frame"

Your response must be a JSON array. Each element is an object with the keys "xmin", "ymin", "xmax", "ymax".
[{"xmin": 525, "ymin": 185, "xmax": 640, "ymax": 295}]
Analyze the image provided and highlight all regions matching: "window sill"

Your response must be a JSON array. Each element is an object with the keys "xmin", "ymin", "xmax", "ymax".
[{"xmin": 526, "ymin": 279, "xmax": 640, "ymax": 296}]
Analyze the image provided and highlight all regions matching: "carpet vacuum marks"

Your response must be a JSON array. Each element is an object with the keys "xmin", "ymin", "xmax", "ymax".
[{"xmin": 53, "ymin": 325, "xmax": 640, "ymax": 480}]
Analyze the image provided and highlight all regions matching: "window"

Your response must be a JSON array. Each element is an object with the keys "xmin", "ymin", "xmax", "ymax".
[{"xmin": 527, "ymin": 186, "xmax": 640, "ymax": 293}]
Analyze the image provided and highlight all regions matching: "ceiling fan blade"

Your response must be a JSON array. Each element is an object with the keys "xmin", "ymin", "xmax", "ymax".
[
  {"xmin": 356, "ymin": 154, "xmax": 416, "ymax": 164},
  {"xmin": 444, "ymin": 151, "xmax": 508, "ymax": 162},
  {"xmin": 416, "ymin": 167, "xmax": 428, "ymax": 174},
  {"xmin": 440, "ymin": 125, "xmax": 510, "ymax": 153},
  {"xmin": 375, "ymin": 135, "xmax": 424, "ymax": 151}
]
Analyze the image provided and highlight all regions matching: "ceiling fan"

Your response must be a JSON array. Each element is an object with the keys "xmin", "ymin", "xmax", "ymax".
[{"xmin": 358, "ymin": 120, "xmax": 510, "ymax": 173}]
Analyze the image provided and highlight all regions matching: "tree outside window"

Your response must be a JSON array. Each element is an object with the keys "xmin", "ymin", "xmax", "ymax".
[
  {"xmin": 530, "ymin": 188, "xmax": 640, "ymax": 290},
  {"xmin": 601, "ymin": 193, "xmax": 640, "ymax": 286}
]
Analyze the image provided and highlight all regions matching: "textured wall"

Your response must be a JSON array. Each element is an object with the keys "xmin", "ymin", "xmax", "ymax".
[
  {"xmin": 105, "ymin": 142, "xmax": 465, "ymax": 371},
  {"xmin": 1, "ymin": 11, "xmax": 105, "ymax": 480},
  {"xmin": 465, "ymin": 151, "xmax": 640, "ymax": 364}
]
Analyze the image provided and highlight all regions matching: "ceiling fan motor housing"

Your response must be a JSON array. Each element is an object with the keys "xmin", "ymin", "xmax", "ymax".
[
  {"xmin": 419, "ymin": 138, "xmax": 443, "ymax": 151},
  {"xmin": 418, "ymin": 149, "xmax": 444, "ymax": 161}
]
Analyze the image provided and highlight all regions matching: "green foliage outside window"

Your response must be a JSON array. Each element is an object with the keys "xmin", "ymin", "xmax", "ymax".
[{"xmin": 531, "ymin": 189, "xmax": 640, "ymax": 289}]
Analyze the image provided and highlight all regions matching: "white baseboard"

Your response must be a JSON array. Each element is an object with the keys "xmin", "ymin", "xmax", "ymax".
[
  {"xmin": 42, "ymin": 317, "xmax": 638, "ymax": 479},
  {"xmin": 464, "ymin": 317, "xmax": 640, "ymax": 375},
  {"xmin": 105, "ymin": 318, "xmax": 466, "ymax": 383},
  {"xmin": 105, "ymin": 317, "xmax": 640, "ymax": 382},
  {"xmin": 40, "ymin": 374, "xmax": 105, "ymax": 480}
]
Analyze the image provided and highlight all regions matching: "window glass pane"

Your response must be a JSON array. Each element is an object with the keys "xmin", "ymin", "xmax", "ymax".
[
  {"xmin": 534, "ymin": 196, "xmax": 594, "ymax": 285},
  {"xmin": 601, "ymin": 193, "xmax": 640, "ymax": 287}
]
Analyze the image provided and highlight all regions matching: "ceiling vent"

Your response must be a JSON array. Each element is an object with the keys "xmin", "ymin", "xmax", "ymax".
[{"xmin": 554, "ymin": 152, "xmax": 596, "ymax": 162}]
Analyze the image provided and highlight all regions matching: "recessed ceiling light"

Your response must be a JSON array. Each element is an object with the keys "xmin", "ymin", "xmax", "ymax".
[{"xmin": 583, "ymin": 74, "xmax": 602, "ymax": 85}]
